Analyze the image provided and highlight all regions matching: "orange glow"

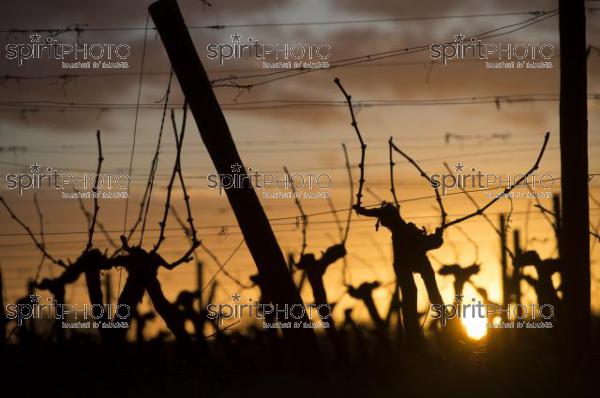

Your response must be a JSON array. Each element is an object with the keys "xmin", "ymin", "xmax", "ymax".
[{"xmin": 461, "ymin": 313, "xmax": 488, "ymax": 340}]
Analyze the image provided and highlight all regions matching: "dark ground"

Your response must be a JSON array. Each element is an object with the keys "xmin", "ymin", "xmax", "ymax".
[{"xmin": 2, "ymin": 325, "xmax": 598, "ymax": 398}]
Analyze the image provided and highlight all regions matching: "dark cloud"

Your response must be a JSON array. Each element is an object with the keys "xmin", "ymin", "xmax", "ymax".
[
  {"xmin": 0, "ymin": 0, "xmax": 594, "ymax": 137},
  {"xmin": 329, "ymin": 0, "xmax": 556, "ymax": 18}
]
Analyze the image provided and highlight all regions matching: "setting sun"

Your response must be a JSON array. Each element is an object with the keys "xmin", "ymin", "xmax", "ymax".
[{"xmin": 462, "ymin": 315, "xmax": 488, "ymax": 340}]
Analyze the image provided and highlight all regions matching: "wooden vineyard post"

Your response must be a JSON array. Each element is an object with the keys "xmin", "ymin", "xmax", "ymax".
[{"xmin": 149, "ymin": 0, "xmax": 319, "ymax": 362}]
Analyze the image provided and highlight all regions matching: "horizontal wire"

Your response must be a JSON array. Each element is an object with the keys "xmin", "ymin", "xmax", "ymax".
[
  {"xmin": 0, "ymin": 9, "xmax": 560, "ymax": 93},
  {"xmin": 4, "ymin": 93, "xmax": 600, "ymax": 112},
  {"xmin": 0, "ymin": 144, "xmax": 570, "ymax": 177},
  {"xmin": 0, "ymin": 208, "xmax": 596, "ymax": 250},
  {"xmin": 0, "ymin": 10, "xmax": 550, "ymax": 34},
  {"xmin": 2, "ymin": 175, "xmax": 599, "ymax": 239},
  {"xmin": 208, "ymin": 10, "xmax": 559, "ymax": 88}
]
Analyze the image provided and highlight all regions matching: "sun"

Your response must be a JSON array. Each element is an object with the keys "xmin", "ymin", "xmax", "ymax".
[{"xmin": 461, "ymin": 314, "xmax": 488, "ymax": 340}]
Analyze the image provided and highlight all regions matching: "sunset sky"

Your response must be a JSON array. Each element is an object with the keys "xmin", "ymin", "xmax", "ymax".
[{"xmin": 1, "ymin": 0, "xmax": 599, "ymax": 336}]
